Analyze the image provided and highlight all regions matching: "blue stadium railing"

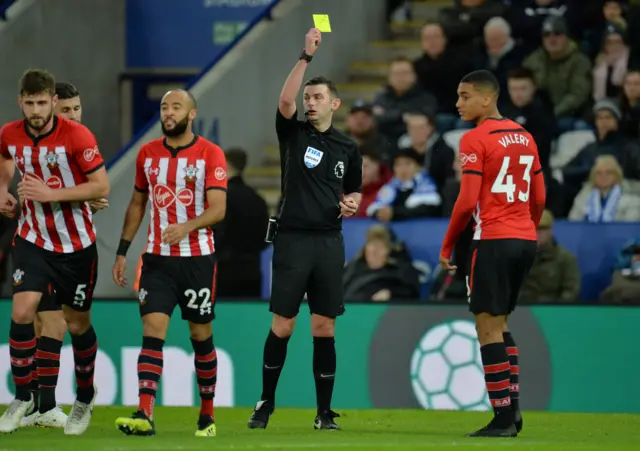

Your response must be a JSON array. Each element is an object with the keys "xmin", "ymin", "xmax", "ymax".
[
  {"xmin": 260, "ymin": 219, "xmax": 640, "ymax": 302},
  {"xmin": 106, "ymin": 0, "xmax": 282, "ymax": 170}
]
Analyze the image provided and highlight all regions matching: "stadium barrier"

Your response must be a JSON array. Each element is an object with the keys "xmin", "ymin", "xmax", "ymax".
[
  {"xmin": 1, "ymin": 301, "xmax": 638, "ymax": 414},
  {"xmin": 261, "ymin": 219, "xmax": 640, "ymax": 301}
]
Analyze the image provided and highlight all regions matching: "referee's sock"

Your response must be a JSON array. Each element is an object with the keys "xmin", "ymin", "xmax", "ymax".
[
  {"xmin": 480, "ymin": 343, "xmax": 512, "ymax": 422},
  {"xmin": 9, "ymin": 320, "xmax": 36, "ymax": 402},
  {"xmin": 36, "ymin": 336, "xmax": 62, "ymax": 413},
  {"xmin": 260, "ymin": 329, "xmax": 290, "ymax": 404},
  {"xmin": 503, "ymin": 332, "xmax": 520, "ymax": 412},
  {"xmin": 313, "ymin": 336, "xmax": 336, "ymax": 414}
]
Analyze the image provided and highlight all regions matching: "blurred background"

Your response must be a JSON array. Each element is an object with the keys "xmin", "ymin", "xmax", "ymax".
[{"xmin": 1, "ymin": 0, "xmax": 640, "ymax": 413}]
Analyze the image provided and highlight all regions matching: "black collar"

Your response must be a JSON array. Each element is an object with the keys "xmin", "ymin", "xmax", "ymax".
[
  {"xmin": 163, "ymin": 134, "xmax": 199, "ymax": 157},
  {"xmin": 306, "ymin": 121, "xmax": 334, "ymax": 136},
  {"xmin": 24, "ymin": 115, "xmax": 58, "ymax": 145}
]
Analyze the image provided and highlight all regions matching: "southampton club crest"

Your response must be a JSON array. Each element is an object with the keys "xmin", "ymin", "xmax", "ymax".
[
  {"xmin": 138, "ymin": 288, "xmax": 148, "ymax": 305},
  {"xmin": 46, "ymin": 151, "xmax": 59, "ymax": 169},
  {"xmin": 184, "ymin": 164, "xmax": 197, "ymax": 183},
  {"xmin": 12, "ymin": 269, "xmax": 24, "ymax": 286}
]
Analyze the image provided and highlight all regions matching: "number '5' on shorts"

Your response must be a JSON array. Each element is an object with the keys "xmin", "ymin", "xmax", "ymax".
[
  {"xmin": 12, "ymin": 236, "xmax": 97, "ymax": 312},
  {"xmin": 137, "ymin": 252, "xmax": 217, "ymax": 324}
]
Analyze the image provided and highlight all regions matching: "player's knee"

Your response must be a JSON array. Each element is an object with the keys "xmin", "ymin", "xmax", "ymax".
[
  {"xmin": 188, "ymin": 322, "xmax": 212, "ymax": 342},
  {"xmin": 64, "ymin": 309, "xmax": 91, "ymax": 336},
  {"xmin": 310, "ymin": 314, "xmax": 335, "ymax": 337},
  {"xmin": 142, "ymin": 313, "xmax": 170, "ymax": 340},
  {"xmin": 40, "ymin": 312, "xmax": 67, "ymax": 341},
  {"xmin": 11, "ymin": 293, "xmax": 40, "ymax": 324},
  {"xmin": 271, "ymin": 314, "xmax": 296, "ymax": 338}
]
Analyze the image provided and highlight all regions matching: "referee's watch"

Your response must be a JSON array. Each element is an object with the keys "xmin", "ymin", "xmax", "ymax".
[{"xmin": 299, "ymin": 50, "xmax": 313, "ymax": 63}]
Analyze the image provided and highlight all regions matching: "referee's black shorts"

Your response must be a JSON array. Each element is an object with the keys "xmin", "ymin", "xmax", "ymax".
[
  {"xmin": 466, "ymin": 238, "xmax": 536, "ymax": 316},
  {"xmin": 269, "ymin": 231, "xmax": 345, "ymax": 318}
]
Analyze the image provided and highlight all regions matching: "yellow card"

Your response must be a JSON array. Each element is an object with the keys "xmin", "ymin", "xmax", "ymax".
[{"xmin": 313, "ymin": 14, "xmax": 332, "ymax": 32}]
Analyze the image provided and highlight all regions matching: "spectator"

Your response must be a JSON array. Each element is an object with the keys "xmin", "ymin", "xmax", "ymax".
[
  {"xmin": 568, "ymin": 154, "xmax": 640, "ymax": 222},
  {"xmin": 215, "ymin": 147, "xmax": 269, "ymax": 298},
  {"xmin": 600, "ymin": 239, "xmax": 640, "ymax": 303},
  {"xmin": 413, "ymin": 22, "xmax": 473, "ymax": 129},
  {"xmin": 618, "ymin": 69, "xmax": 640, "ymax": 139},
  {"xmin": 438, "ymin": 0, "xmax": 506, "ymax": 49},
  {"xmin": 342, "ymin": 224, "xmax": 420, "ymax": 303},
  {"xmin": 349, "ymin": 145, "xmax": 392, "ymax": 219},
  {"xmin": 503, "ymin": 67, "xmax": 557, "ymax": 170},
  {"xmin": 344, "ymin": 100, "xmax": 392, "ymax": 163},
  {"xmin": 441, "ymin": 156, "xmax": 462, "ymax": 217},
  {"xmin": 593, "ymin": 23, "xmax": 630, "ymax": 102},
  {"xmin": 564, "ymin": 100, "xmax": 640, "ymax": 198},
  {"xmin": 506, "ymin": 0, "xmax": 569, "ymax": 54},
  {"xmin": 583, "ymin": 0, "xmax": 629, "ymax": 59},
  {"xmin": 519, "ymin": 210, "xmax": 581, "ymax": 303},
  {"xmin": 372, "ymin": 57, "xmax": 437, "ymax": 145},
  {"xmin": 474, "ymin": 17, "xmax": 525, "ymax": 104},
  {"xmin": 396, "ymin": 113, "xmax": 455, "ymax": 194},
  {"xmin": 366, "ymin": 148, "xmax": 442, "ymax": 221},
  {"xmin": 523, "ymin": 16, "xmax": 592, "ymax": 132}
]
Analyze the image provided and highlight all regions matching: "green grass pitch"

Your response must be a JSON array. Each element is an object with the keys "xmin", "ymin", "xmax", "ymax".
[{"xmin": 1, "ymin": 406, "xmax": 639, "ymax": 450}]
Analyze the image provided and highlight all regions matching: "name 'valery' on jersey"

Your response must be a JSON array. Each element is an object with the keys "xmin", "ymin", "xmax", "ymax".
[{"xmin": 498, "ymin": 133, "xmax": 530, "ymax": 149}]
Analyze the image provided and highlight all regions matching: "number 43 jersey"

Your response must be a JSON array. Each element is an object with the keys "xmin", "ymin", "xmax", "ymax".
[{"xmin": 459, "ymin": 118, "xmax": 543, "ymax": 241}]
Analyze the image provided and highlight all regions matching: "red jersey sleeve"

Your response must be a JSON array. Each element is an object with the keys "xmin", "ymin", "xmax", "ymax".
[
  {"xmin": 204, "ymin": 143, "xmax": 227, "ymax": 191},
  {"xmin": 0, "ymin": 125, "xmax": 11, "ymax": 159},
  {"xmin": 70, "ymin": 125, "xmax": 104, "ymax": 174},
  {"xmin": 134, "ymin": 146, "xmax": 149, "ymax": 193},
  {"xmin": 459, "ymin": 133, "xmax": 484, "ymax": 175}
]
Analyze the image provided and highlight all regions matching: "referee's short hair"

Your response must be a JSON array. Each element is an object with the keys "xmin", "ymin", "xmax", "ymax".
[
  {"xmin": 460, "ymin": 70, "xmax": 500, "ymax": 96},
  {"xmin": 304, "ymin": 76, "xmax": 339, "ymax": 98},
  {"xmin": 55, "ymin": 81, "xmax": 80, "ymax": 100},
  {"xmin": 225, "ymin": 147, "xmax": 248, "ymax": 173}
]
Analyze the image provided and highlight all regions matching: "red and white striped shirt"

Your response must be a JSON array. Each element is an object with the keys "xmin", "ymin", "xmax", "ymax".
[
  {"xmin": 0, "ymin": 116, "xmax": 104, "ymax": 253},
  {"xmin": 134, "ymin": 136, "xmax": 227, "ymax": 257}
]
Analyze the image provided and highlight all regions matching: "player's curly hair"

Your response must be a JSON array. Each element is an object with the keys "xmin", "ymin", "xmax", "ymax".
[{"xmin": 20, "ymin": 69, "xmax": 56, "ymax": 97}]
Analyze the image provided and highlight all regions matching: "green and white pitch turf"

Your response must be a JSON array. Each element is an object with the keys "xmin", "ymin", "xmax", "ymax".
[{"xmin": 1, "ymin": 407, "xmax": 639, "ymax": 450}]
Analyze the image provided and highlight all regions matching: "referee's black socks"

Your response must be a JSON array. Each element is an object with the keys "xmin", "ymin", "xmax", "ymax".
[
  {"xmin": 261, "ymin": 329, "xmax": 290, "ymax": 404},
  {"xmin": 313, "ymin": 336, "xmax": 336, "ymax": 414}
]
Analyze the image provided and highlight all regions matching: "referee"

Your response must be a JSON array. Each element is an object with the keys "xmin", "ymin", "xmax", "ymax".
[{"xmin": 247, "ymin": 28, "xmax": 362, "ymax": 431}]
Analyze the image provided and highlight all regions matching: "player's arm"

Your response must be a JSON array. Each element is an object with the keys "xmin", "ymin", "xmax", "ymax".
[
  {"xmin": 49, "ymin": 167, "xmax": 109, "ymax": 203},
  {"xmin": 0, "ymin": 127, "xmax": 15, "ymax": 192},
  {"xmin": 113, "ymin": 150, "xmax": 149, "ymax": 286},
  {"xmin": 440, "ymin": 137, "xmax": 483, "ymax": 261},
  {"xmin": 528, "ymin": 151, "xmax": 546, "ymax": 228}
]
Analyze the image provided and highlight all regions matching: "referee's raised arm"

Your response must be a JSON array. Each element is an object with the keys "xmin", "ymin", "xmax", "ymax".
[{"xmin": 278, "ymin": 28, "xmax": 321, "ymax": 120}]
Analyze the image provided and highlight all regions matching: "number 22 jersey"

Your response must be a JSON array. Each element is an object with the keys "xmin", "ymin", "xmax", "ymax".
[{"xmin": 459, "ymin": 118, "xmax": 543, "ymax": 241}]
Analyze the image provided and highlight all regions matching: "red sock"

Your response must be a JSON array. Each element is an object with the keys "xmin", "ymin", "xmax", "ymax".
[
  {"xmin": 139, "ymin": 394, "xmax": 156, "ymax": 419},
  {"xmin": 200, "ymin": 398, "xmax": 214, "ymax": 418}
]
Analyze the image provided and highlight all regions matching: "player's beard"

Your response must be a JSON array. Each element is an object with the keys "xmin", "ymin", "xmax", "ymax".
[
  {"xmin": 23, "ymin": 110, "xmax": 53, "ymax": 132},
  {"xmin": 161, "ymin": 115, "xmax": 189, "ymax": 137}
]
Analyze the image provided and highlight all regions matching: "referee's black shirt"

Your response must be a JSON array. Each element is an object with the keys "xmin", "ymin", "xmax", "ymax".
[{"xmin": 275, "ymin": 109, "xmax": 362, "ymax": 232}]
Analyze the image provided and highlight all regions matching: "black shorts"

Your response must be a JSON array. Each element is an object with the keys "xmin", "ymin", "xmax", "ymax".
[
  {"xmin": 270, "ymin": 231, "xmax": 345, "ymax": 318},
  {"xmin": 466, "ymin": 238, "xmax": 536, "ymax": 316},
  {"xmin": 138, "ymin": 253, "xmax": 217, "ymax": 324},
  {"xmin": 12, "ymin": 236, "xmax": 98, "ymax": 312}
]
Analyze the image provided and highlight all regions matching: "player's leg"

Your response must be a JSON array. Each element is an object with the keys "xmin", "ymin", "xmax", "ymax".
[
  {"xmin": 116, "ymin": 255, "xmax": 178, "ymax": 437},
  {"xmin": 306, "ymin": 233, "xmax": 345, "ymax": 431},
  {"xmin": 466, "ymin": 240, "xmax": 517, "ymax": 438},
  {"xmin": 502, "ymin": 239, "xmax": 536, "ymax": 433},
  {"xmin": 21, "ymin": 298, "xmax": 66, "ymax": 428},
  {"xmin": 248, "ymin": 233, "xmax": 311, "ymax": 429},
  {"xmin": 179, "ymin": 254, "xmax": 218, "ymax": 437},
  {"xmin": 0, "ymin": 238, "xmax": 52, "ymax": 433},
  {"xmin": 29, "ymin": 304, "xmax": 68, "ymax": 429},
  {"xmin": 53, "ymin": 243, "xmax": 99, "ymax": 435}
]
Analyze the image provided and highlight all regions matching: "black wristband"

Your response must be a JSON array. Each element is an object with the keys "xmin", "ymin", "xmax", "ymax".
[
  {"xmin": 299, "ymin": 50, "xmax": 313, "ymax": 62},
  {"xmin": 116, "ymin": 239, "xmax": 131, "ymax": 257}
]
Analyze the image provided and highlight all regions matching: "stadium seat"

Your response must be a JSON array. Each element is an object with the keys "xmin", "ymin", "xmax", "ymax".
[
  {"xmin": 549, "ymin": 130, "xmax": 596, "ymax": 170},
  {"xmin": 442, "ymin": 129, "xmax": 469, "ymax": 153}
]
